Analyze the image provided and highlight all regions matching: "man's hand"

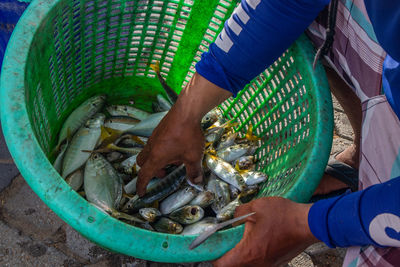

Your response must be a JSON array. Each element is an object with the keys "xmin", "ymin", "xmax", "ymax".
[
  {"xmin": 213, "ymin": 197, "xmax": 318, "ymax": 267},
  {"xmin": 136, "ymin": 73, "xmax": 232, "ymax": 196}
]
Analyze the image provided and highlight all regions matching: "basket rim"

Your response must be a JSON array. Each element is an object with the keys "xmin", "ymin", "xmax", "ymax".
[{"xmin": 0, "ymin": 0, "xmax": 333, "ymax": 263}]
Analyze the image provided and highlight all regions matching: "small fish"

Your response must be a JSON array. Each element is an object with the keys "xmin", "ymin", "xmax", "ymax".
[
  {"xmin": 205, "ymin": 127, "xmax": 224, "ymax": 144},
  {"xmin": 181, "ymin": 217, "xmax": 218, "ymax": 236},
  {"xmin": 139, "ymin": 208, "xmax": 161, "ymax": 222},
  {"xmin": 56, "ymin": 95, "xmax": 106, "ymax": 150},
  {"xmin": 106, "ymin": 152, "xmax": 124, "ymax": 162},
  {"xmin": 124, "ymin": 111, "xmax": 167, "ymax": 137},
  {"xmin": 228, "ymin": 184, "xmax": 240, "ymax": 199},
  {"xmin": 217, "ymin": 144, "xmax": 252, "ymax": 163},
  {"xmin": 84, "ymin": 153, "xmax": 123, "ymax": 212},
  {"xmin": 241, "ymin": 171, "xmax": 268, "ymax": 186},
  {"xmin": 124, "ymin": 177, "xmax": 138, "ymax": 194},
  {"xmin": 234, "ymin": 156, "xmax": 255, "ymax": 171},
  {"xmin": 115, "ymin": 134, "xmax": 146, "ymax": 147},
  {"xmin": 205, "ymin": 154, "xmax": 247, "ymax": 191},
  {"xmin": 160, "ymin": 186, "xmax": 197, "ymax": 215},
  {"xmin": 118, "ymin": 154, "xmax": 138, "ymax": 175},
  {"xmin": 189, "ymin": 212, "xmax": 256, "ymax": 249},
  {"xmin": 154, "ymin": 217, "xmax": 183, "ymax": 234},
  {"xmin": 105, "ymin": 116, "xmax": 140, "ymax": 131},
  {"xmin": 157, "ymin": 94, "xmax": 172, "ymax": 111},
  {"xmin": 206, "ymin": 175, "xmax": 231, "ymax": 214},
  {"xmin": 65, "ymin": 169, "xmax": 84, "ymax": 191},
  {"xmin": 106, "ymin": 105, "xmax": 151, "ymax": 121},
  {"xmin": 169, "ymin": 205, "xmax": 204, "ymax": 225},
  {"xmin": 189, "ymin": 191, "xmax": 215, "ymax": 208},
  {"xmin": 91, "ymin": 143, "xmax": 142, "ymax": 156},
  {"xmin": 216, "ymin": 196, "xmax": 242, "ymax": 222},
  {"xmin": 216, "ymin": 132, "xmax": 238, "ymax": 150},
  {"xmin": 150, "ymin": 61, "xmax": 178, "ymax": 103},
  {"xmin": 122, "ymin": 165, "xmax": 186, "ymax": 212},
  {"xmin": 53, "ymin": 142, "xmax": 68, "ymax": 173},
  {"xmin": 62, "ymin": 113, "xmax": 105, "ymax": 178},
  {"xmin": 201, "ymin": 107, "xmax": 223, "ymax": 130}
]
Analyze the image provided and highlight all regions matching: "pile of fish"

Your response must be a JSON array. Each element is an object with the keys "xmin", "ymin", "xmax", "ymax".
[{"xmin": 52, "ymin": 63, "xmax": 268, "ymax": 236}]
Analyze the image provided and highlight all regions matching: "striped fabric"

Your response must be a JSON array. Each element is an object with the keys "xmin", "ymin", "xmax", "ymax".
[{"xmin": 307, "ymin": 1, "xmax": 400, "ymax": 266}]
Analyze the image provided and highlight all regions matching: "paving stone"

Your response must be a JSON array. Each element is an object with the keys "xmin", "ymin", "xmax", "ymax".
[
  {"xmin": 0, "ymin": 122, "xmax": 19, "ymax": 191},
  {"xmin": 0, "ymin": 220, "xmax": 69, "ymax": 266},
  {"xmin": 0, "ymin": 175, "xmax": 65, "ymax": 241}
]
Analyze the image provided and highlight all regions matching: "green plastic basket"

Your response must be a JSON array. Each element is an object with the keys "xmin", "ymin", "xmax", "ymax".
[{"xmin": 0, "ymin": 0, "xmax": 333, "ymax": 263}]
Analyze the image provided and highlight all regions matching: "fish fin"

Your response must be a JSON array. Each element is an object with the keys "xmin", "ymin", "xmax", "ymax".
[
  {"xmin": 99, "ymin": 127, "xmax": 123, "ymax": 148},
  {"xmin": 112, "ymin": 210, "xmax": 145, "ymax": 223},
  {"xmin": 67, "ymin": 127, "xmax": 73, "ymax": 142},
  {"xmin": 149, "ymin": 61, "xmax": 160, "ymax": 73},
  {"xmin": 245, "ymin": 124, "xmax": 261, "ymax": 142},
  {"xmin": 129, "ymin": 135, "xmax": 146, "ymax": 146},
  {"xmin": 234, "ymin": 161, "xmax": 242, "ymax": 172}
]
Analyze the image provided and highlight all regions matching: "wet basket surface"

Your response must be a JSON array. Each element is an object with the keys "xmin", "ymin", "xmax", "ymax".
[{"xmin": 0, "ymin": 0, "xmax": 333, "ymax": 263}]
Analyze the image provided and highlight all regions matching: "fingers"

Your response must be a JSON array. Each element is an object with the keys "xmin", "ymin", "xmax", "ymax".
[
  {"xmin": 184, "ymin": 159, "xmax": 203, "ymax": 184},
  {"xmin": 137, "ymin": 157, "xmax": 166, "ymax": 196},
  {"xmin": 137, "ymin": 144, "xmax": 151, "ymax": 167},
  {"xmin": 213, "ymin": 221, "xmax": 255, "ymax": 267}
]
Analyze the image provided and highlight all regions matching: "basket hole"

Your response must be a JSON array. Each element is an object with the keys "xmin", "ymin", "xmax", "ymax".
[
  {"xmin": 88, "ymin": 216, "xmax": 95, "ymax": 223},
  {"xmin": 162, "ymin": 241, "xmax": 169, "ymax": 249}
]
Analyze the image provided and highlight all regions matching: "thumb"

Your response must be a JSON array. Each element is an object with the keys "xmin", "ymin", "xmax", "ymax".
[
  {"xmin": 213, "ymin": 221, "xmax": 255, "ymax": 267},
  {"xmin": 137, "ymin": 159, "xmax": 160, "ymax": 196},
  {"xmin": 184, "ymin": 159, "xmax": 203, "ymax": 184}
]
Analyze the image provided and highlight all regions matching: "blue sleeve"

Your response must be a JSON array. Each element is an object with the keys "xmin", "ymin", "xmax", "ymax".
[
  {"xmin": 195, "ymin": 0, "xmax": 330, "ymax": 96},
  {"xmin": 0, "ymin": 0, "xmax": 29, "ymax": 70},
  {"xmin": 309, "ymin": 177, "xmax": 400, "ymax": 248}
]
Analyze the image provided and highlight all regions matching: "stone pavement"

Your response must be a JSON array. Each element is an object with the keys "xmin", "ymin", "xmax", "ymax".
[{"xmin": 0, "ymin": 96, "xmax": 352, "ymax": 267}]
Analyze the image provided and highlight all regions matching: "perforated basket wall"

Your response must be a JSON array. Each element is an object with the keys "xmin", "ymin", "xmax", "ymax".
[{"xmin": 1, "ymin": 0, "xmax": 333, "ymax": 262}]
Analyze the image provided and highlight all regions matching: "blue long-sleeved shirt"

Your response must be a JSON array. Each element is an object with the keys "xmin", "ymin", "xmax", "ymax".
[{"xmin": 196, "ymin": 0, "xmax": 400, "ymax": 248}]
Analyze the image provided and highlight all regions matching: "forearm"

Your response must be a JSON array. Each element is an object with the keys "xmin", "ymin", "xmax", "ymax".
[
  {"xmin": 175, "ymin": 73, "xmax": 232, "ymax": 123},
  {"xmin": 309, "ymin": 176, "xmax": 400, "ymax": 248},
  {"xmin": 196, "ymin": 0, "xmax": 330, "ymax": 95}
]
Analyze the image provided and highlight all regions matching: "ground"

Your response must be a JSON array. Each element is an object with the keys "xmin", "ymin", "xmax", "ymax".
[{"xmin": 0, "ymin": 96, "xmax": 351, "ymax": 267}]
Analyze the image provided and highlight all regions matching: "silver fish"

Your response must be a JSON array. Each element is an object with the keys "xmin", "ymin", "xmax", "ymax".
[
  {"xmin": 84, "ymin": 153, "xmax": 122, "ymax": 212},
  {"xmin": 65, "ymin": 169, "xmax": 83, "ymax": 191},
  {"xmin": 53, "ymin": 142, "xmax": 68, "ymax": 173},
  {"xmin": 181, "ymin": 217, "xmax": 218, "ymax": 236},
  {"xmin": 169, "ymin": 205, "xmax": 204, "ymax": 225},
  {"xmin": 124, "ymin": 177, "xmax": 138, "ymax": 195},
  {"xmin": 189, "ymin": 191, "xmax": 215, "ymax": 208},
  {"xmin": 125, "ymin": 111, "xmax": 167, "ymax": 137},
  {"xmin": 216, "ymin": 196, "xmax": 242, "ymax": 222},
  {"xmin": 189, "ymin": 212, "xmax": 256, "ymax": 249},
  {"xmin": 217, "ymin": 144, "xmax": 252, "ymax": 162},
  {"xmin": 154, "ymin": 217, "xmax": 183, "ymax": 234},
  {"xmin": 106, "ymin": 152, "xmax": 124, "ymax": 162},
  {"xmin": 122, "ymin": 165, "xmax": 186, "ymax": 212},
  {"xmin": 234, "ymin": 156, "xmax": 255, "ymax": 171},
  {"xmin": 106, "ymin": 105, "xmax": 151, "ymax": 121},
  {"xmin": 117, "ymin": 154, "xmax": 138, "ymax": 175},
  {"xmin": 139, "ymin": 208, "xmax": 161, "ymax": 222},
  {"xmin": 160, "ymin": 186, "xmax": 197, "ymax": 215},
  {"xmin": 241, "ymin": 171, "xmax": 268, "ymax": 186},
  {"xmin": 216, "ymin": 132, "xmax": 238, "ymax": 150},
  {"xmin": 62, "ymin": 113, "xmax": 105, "ymax": 178},
  {"xmin": 205, "ymin": 154, "xmax": 246, "ymax": 191},
  {"xmin": 104, "ymin": 116, "xmax": 140, "ymax": 131},
  {"xmin": 205, "ymin": 127, "xmax": 224, "ymax": 143},
  {"xmin": 57, "ymin": 95, "xmax": 106, "ymax": 149},
  {"xmin": 201, "ymin": 107, "xmax": 223, "ymax": 130},
  {"xmin": 228, "ymin": 184, "xmax": 240, "ymax": 199},
  {"xmin": 157, "ymin": 94, "xmax": 172, "ymax": 111},
  {"xmin": 207, "ymin": 175, "xmax": 231, "ymax": 214}
]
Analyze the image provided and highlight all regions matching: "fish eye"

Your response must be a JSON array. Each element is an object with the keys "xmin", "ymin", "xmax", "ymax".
[{"xmin": 190, "ymin": 208, "xmax": 197, "ymax": 215}]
